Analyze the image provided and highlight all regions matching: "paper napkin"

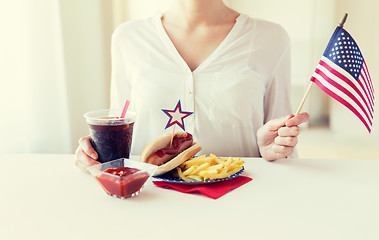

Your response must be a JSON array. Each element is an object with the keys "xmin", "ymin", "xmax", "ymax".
[{"xmin": 153, "ymin": 176, "xmax": 252, "ymax": 199}]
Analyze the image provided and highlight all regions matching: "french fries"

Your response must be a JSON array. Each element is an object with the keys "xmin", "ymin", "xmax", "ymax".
[{"xmin": 176, "ymin": 154, "xmax": 244, "ymax": 181}]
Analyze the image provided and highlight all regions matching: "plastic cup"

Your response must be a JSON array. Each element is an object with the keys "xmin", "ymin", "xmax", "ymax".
[{"xmin": 84, "ymin": 109, "xmax": 136, "ymax": 163}]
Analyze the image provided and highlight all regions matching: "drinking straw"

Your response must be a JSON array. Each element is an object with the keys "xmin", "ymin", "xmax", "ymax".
[{"xmin": 120, "ymin": 99, "xmax": 130, "ymax": 118}]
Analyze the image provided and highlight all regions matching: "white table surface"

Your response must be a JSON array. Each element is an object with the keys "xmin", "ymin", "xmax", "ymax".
[{"xmin": 0, "ymin": 154, "xmax": 378, "ymax": 240}]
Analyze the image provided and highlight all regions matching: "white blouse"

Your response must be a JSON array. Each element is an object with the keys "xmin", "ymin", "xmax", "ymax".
[{"xmin": 110, "ymin": 13, "xmax": 293, "ymax": 157}]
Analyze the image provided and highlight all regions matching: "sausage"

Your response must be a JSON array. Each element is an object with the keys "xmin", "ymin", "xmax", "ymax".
[{"xmin": 146, "ymin": 133, "xmax": 193, "ymax": 166}]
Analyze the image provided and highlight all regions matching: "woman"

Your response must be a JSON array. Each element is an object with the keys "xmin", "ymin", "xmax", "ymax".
[{"xmin": 75, "ymin": 0, "xmax": 309, "ymax": 172}]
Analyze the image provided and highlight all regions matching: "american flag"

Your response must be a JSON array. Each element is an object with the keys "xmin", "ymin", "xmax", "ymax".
[{"xmin": 311, "ymin": 26, "xmax": 375, "ymax": 132}]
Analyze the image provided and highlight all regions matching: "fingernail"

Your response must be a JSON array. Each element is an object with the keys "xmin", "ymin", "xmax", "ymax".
[{"xmin": 91, "ymin": 153, "xmax": 98, "ymax": 160}]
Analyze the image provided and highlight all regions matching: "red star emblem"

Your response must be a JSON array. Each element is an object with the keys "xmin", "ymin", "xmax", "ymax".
[{"xmin": 162, "ymin": 100, "xmax": 193, "ymax": 131}]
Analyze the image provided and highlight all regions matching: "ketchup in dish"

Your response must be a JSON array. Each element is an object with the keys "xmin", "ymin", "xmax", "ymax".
[{"xmin": 95, "ymin": 166, "xmax": 150, "ymax": 198}]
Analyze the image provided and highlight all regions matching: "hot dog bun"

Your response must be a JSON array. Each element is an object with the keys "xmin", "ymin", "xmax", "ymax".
[{"xmin": 140, "ymin": 132, "xmax": 202, "ymax": 176}]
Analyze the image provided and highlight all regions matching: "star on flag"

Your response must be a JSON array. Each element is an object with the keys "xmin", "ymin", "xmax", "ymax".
[{"xmin": 162, "ymin": 100, "xmax": 193, "ymax": 131}]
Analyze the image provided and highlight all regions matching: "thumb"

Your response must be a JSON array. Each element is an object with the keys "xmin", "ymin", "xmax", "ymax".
[{"xmin": 265, "ymin": 114, "xmax": 294, "ymax": 131}]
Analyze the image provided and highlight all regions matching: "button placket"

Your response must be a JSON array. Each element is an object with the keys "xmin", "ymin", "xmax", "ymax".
[{"xmin": 186, "ymin": 72, "xmax": 195, "ymax": 133}]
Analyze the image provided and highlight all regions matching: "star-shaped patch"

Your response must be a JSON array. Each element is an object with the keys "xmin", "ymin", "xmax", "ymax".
[{"xmin": 162, "ymin": 100, "xmax": 193, "ymax": 131}]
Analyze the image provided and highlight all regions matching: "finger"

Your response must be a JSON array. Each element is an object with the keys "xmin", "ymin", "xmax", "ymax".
[
  {"xmin": 265, "ymin": 114, "xmax": 294, "ymax": 131},
  {"xmin": 285, "ymin": 112, "xmax": 310, "ymax": 127},
  {"xmin": 75, "ymin": 148, "xmax": 100, "ymax": 168},
  {"xmin": 79, "ymin": 136, "xmax": 98, "ymax": 160},
  {"xmin": 275, "ymin": 136, "xmax": 298, "ymax": 147},
  {"xmin": 272, "ymin": 144, "xmax": 295, "ymax": 157},
  {"xmin": 75, "ymin": 159, "xmax": 90, "ymax": 173},
  {"xmin": 278, "ymin": 126, "xmax": 300, "ymax": 137}
]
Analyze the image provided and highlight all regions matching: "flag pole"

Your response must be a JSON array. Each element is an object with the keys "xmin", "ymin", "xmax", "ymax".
[
  {"xmin": 295, "ymin": 82, "xmax": 314, "ymax": 115},
  {"xmin": 170, "ymin": 125, "xmax": 176, "ymax": 147},
  {"xmin": 339, "ymin": 13, "xmax": 348, "ymax": 28},
  {"xmin": 295, "ymin": 13, "xmax": 349, "ymax": 116}
]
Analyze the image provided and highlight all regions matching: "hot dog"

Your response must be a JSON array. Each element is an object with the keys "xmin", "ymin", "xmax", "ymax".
[{"xmin": 140, "ymin": 132, "xmax": 202, "ymax": 176}]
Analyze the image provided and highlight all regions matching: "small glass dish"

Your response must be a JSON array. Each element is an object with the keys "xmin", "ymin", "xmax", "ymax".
[{"xmin": 88, "ymin": 158, "xmax": 157, "ymax": 199}]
